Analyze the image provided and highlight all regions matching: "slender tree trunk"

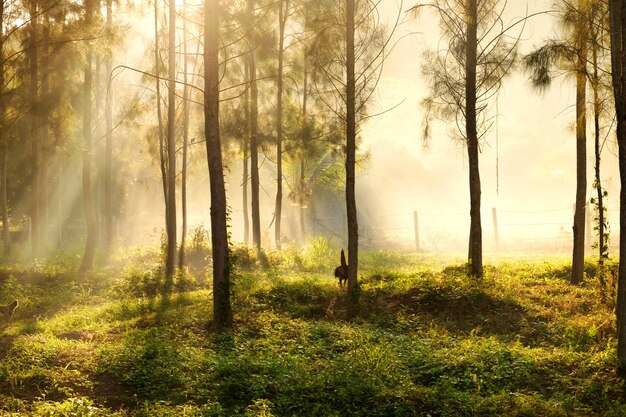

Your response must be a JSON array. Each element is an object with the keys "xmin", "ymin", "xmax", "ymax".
[
  {"xmin": 104, "ymin": 0, "xmax": 113, "ymax": 250},
  {"xmin": 57, "ymin": 157, "xmax": 61, "ymax": 246},
  {"xmin": 346, "ymin": 0, "xmax": 359, "ymax": 319},
  {"xmin": 466, "ymin": 0, "xmax": 482, "ymax": 278},
  {"xmin": 205, "ymin": 0, "xmax": 232, "ymax": 330},
  {"xmin": 243, "ymin": 58, "xmax": 250, "ymax": 244},
  {"xmin": 591, "ymin": 35, "xmax": 605, "ymax": 266},
  {"xmin": 300, "ymin": 55, "xmax": 308, "ymax": 243},
  {"xmin": 80, "ymin": 0, "xmax": 97, "ymax": 272},
  {"xmin": 95, "ymin": 52, "xmax": 102, "ymax": 244},
  {"xmin": 275, "ymin": 0, "xmax": 287, "ymax": 250},
  {"xmin": 247, "ymin": 0, "xmax": 261, "ymax": 251},
  {"xmin": 179, "ymin": 0, "xmax": 190, "ymax": 269},
  {"xmin": 1, "ymin": 143, "xmax": 9, "ymax": 255},
  {"xmin": 155, "ymin": 0, "xmax": 168, "ymax": 259},
  {"xmin": 165, "ymin": 0, "xmax": 177, "ymax": 279},
  {"xmin": 0, "ymin": 1, "xmax": 9, "ymax": 255},
  {"xmin": 243, "ymin": 132, "xmax": 249, "ymax": 243},
  {"xmin": 300, "ymin": 157, "xmax": 305, "ymax": 241},
  {"xmin": 609, "ymin": 0, "xmax": 626, "ymax": 372},
  {"xmin": 572, "ymin": 7, "xmax": 588, "ymax": 285},
  {"xmin": 40, "ymin": 13, "xmax": 49, "ymax": 253},
  {"xmin": 29, "ymin": 2, "xmax": 41, "ymax": 258}
]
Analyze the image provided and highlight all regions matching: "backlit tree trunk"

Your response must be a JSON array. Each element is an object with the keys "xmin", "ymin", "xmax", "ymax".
[
  {"xmin": 29, "ymin": 1, "xmax": 42, "ymax": 258},
  {"xmin": 248, "ymin": 0, "xmax": 261, "ymax": 251},
  {"xmin": 608, "ymin": 0, "xmax": 626, "ymax": 372},
  {"xmin": 300, "ymin": 54, "xmax": 308, "ymax": 242},
  {"xmin": 243, "ymin": 59, "xmax": 250, "ymax": 244},
  {"xmin": 40, "ymin": 12, "xmax": 49, "ymax": 254},
  {"xmin": 179, "ymin": 0, "xmax": 190, "ymax": 268},
  {"xmin": 1, "ymin": 143, "xmax": 9, "ymax": 255},
  {"xmin": 346, "ymin": 0, "xmax": 359, "ymax": 319},
  {"xmin": 300, "ymin": 158, "xmax": 306, "ymax": 240},
  {"xmin": 80, "ymin": 0, "xmax": 97, "ymax": 272},
  {"xmin": 591, "ymin": 25, "xmax": 605, "ymax": 265},
  {"xmin": 104, "ymin": 0, "xmax": 113, "ymax": 250},
  {"xmin": 155, "ymin": 0, "xmax": 168, "ymax": 253},
  {"xmin": 205, "ymin": 0, "xmax": 232, "ymax": 330},
  {"xmin": 275, "ymin": 0, "xmax": 287, "ymax": 250},
  {"xmin": 571, "ymin": 0, "xmax": 589, "ymax": 285},
  {"xmin": 0, "ymin": 0, "xmax": 9, "ymax": 255},
  {"xmin": 165, "ymin": 0, "xmax": 177, "ymax": 279},
  {"xmin": 466, "ymin": 0, "xmax": 482, "ymax": 278},
  {"xmin": 299, "ymin": 55, "xmax": 309, "ymax": 243}
]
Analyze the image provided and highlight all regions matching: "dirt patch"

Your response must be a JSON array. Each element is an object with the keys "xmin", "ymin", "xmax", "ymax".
[
  {"xmin": 0, "ymin": 334, "xmax": 16, "ymax": 357},
  {"xmin": 91, "ymin": 373, "xmax": 135, "ymax": 411}
]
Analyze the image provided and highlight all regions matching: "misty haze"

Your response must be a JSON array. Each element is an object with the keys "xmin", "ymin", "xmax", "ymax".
[{"xmin": 2, "ymin": 0, "xmax": 626, "ymax": 415}]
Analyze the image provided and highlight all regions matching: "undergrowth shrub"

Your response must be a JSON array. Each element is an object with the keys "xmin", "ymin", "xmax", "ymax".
[
  {"xmin": 112, "ymin": 267, "xmax": 163, "ymax": 297},
  {"xmin": 231, "ymin": 245, "xmax": 258, "ymax": 270},
  {"xmin": 33, "ymin": 397, "xmax": 115, "ymax": 417},
  {"xmin": 186, "ymin": 225, "xmax": 212, "ymax": 270},
  {"xmin": 132, "ymin": 401, "xmax": 225, "ymax": 417}
]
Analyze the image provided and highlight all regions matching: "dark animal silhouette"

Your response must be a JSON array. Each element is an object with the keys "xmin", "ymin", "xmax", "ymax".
[
  {"xmin": 334, "ymin": 249, "xmax": 348, "ymax": 288},
  {"xmin": 1, "ymin": 300, "xmax": 17, "ymax": 318}
]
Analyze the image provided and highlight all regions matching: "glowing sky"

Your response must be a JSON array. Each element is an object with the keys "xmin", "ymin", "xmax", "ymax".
[{"xmin": 356, "ymin": 0, "xmax": 617, "ymax": 252}]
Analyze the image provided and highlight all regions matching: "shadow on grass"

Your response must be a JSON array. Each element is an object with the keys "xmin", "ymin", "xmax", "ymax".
[
  {"xmin": 248, "ymin": 279, "xmax": 345, "ymax": 320},
  {"xmin": 245, "ymin": 275, "xmax": 534, "ymax": 342},
  {"xmin": 89, "ymin": 291, "xmax": 201, "ymax": 410},
  {"xmin": 364, "ymin": 286, "xmax": 529, "ymax": 337}
]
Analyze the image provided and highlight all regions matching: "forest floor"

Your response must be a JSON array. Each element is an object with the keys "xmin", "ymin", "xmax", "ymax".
[{"xmin": 0, "ymin": 238, "xmax": 625, "ymax": 416}]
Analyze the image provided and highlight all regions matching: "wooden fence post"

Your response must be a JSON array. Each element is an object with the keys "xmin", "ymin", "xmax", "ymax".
[
  {"xmin": 492, "ymin": 207, "xmax": 500, "ymax": 252},
  {"xmin": 413, "ymin": 210, "xmax": 420, "ymax": 252}
]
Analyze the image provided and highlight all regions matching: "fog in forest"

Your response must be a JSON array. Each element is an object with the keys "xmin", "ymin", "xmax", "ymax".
[{"xmin": 6, "ymin": 0, "xmax": 617, "ymax": 259}]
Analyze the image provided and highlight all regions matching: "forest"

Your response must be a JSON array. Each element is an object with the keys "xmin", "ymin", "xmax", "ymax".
[{"xmin": 2, "ymin": 0, "xmax": 626, "ymax": 415}]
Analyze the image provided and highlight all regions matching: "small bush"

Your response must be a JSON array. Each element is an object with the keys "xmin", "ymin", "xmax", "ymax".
[{"xmin": 33, "ymin": 397, "xmax": 115, "ymax": 417}]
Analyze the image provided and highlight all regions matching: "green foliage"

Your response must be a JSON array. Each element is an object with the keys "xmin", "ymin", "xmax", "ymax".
[
  {"xmin": 590, "ymin": 183, "xmax": 611, "ymax": 262},
  {"xmin": 33, "ymin": 397, "xmax": 115, "ymax": 417},
  {"xmin": 97, "ymin": 328, "xmax": 204, "ymax": 402},
  {"xmin": 302, "ymin": 235, "xmax": 337, "ymax": 270}
]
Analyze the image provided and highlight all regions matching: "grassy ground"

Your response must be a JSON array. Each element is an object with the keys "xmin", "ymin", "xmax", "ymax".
[{"xmin": 0, "ymin": 239, "xmax": 624, "ymax": 416}]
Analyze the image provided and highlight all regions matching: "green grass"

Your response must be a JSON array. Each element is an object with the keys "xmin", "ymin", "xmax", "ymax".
[{"xmin": 0, "ymin": 243, "xmax": 624, "ymax": 416}]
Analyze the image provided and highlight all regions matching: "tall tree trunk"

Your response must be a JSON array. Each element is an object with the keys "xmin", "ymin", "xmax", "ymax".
[
  {"xmin": 243, "ymin": 58, "xmax": 250, "ymax": 244},
  {"xmin": 300, "ymin": 157, "xmax": 305, "ymax": 241},
  {"xmin": 345, "ymin": 0, "xmax": 359, "ymax": 319},
  {"xmin": 0, "ymin": 0, "xmax": 9, "ymax": 256},
  {"xmin": 275, "ymin": 0, "xmax": 287, "ymax": 250},
  {"xmin": 95, "ymin": 50, "xmax": 102, "ymax": 244},
  {"xmin": 300, "ymin": 54, "xmax": 308, "ymax": 243},
  {"xmin": 243, "ymin": 132, "xmax": 249, "ymax": 243},
  {"xmin": 1, "ymin": 143, "xmax": 9, "ymax": 255},
  {"xmin": 466, "ymin": 0, "xmax": 482, "ymax": 278},
  {"xmin": 40, "ymin": 12, "xmax": 49, "ymax": 253},
  {"xmin": 205, "ymin": 0, "xmax": 232, "ymax": 330},
  {"xmin": 29, "ymin": 2, "xmax": 42, "ymax": 258},
  {"xmin": 572, "ymin": 6, "xmax": 588, "ymax": 285},
  {"xmin": 609, "ymin": 0, "xmax": 626, "ymax": 372},
  {"xmin": 179, "ymin": 0, "xmax": 190, "ymax": 269},
  {"xmin": 247, "ymin": 0, "xmax": 261, "ymax": 251},
  {"xmin": 79, "ymin": 0, "xmax": 97, "ymax": 272},
  {"xmin": 591, "ymin": 31, "xmax": 605, "ymax": 266},
  {"xmin": 155, "ymin": 0, "xmax": 168, "ymax": 260},
  {"xmin": 165, "ymin": 0, "xmax": 177, "ymax": 279},
  {"xmin": 104, "ymin": 0, "xmax": 113, "ymax": 250}
]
